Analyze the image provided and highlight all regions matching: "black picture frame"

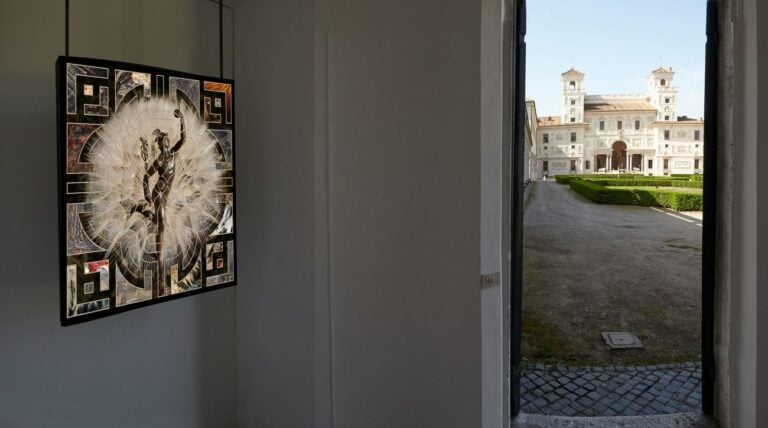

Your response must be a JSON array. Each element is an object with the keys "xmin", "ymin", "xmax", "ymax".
[{"xmin": 57, "ymin": 56, "xmax": 237, "ymax": 326}]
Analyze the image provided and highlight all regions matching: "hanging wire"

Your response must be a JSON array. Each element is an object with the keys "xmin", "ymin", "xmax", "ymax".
[
  {"xmin": 65, "ymin": 0, "xmax": 70, "ymax": 56},
  {"xmin": 65, "ymin": 0, "xmax": 225, "ymax": 75},
  {"xmin": 219, "ymin": 0, "xmax": 224, "ymax": 78}
]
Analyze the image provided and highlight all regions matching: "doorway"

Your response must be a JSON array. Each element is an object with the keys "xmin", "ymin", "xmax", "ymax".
[
  {"xmin": 611, "ymin": 141, "xmax": 627, "ymax": 171},
  {"xmin": 508, "ymin": 0, "xmax": 717, "ymax": 419},
  {"xmin": 596, "ymin": 154, "xmax": 607, "ymax": 172}
]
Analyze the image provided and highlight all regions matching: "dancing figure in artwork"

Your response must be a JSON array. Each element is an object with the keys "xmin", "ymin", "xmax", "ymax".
[{"xmin": 132, "ymin": 108, "xmax": 186, "ymax": 297}]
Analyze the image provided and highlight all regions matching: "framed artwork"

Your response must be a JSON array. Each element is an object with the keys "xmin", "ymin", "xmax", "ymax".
[{"xmin": 57, "ymin": 56, "xmax": 236, "ymax": 326}]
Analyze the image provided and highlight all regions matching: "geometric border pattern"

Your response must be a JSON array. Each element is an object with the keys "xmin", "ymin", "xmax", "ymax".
[{"xmin": 57, "ymin": 56, "xmax": 237, "ymax": 326}]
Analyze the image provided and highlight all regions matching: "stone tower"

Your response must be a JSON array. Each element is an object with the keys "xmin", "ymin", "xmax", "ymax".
[
  {"xmin": 561, "ymin": 68, "xmax": 585, "ymax": 124},
  {"xmin": 647, "ymin": 67, "xmax": 678, "ymax": 122}
]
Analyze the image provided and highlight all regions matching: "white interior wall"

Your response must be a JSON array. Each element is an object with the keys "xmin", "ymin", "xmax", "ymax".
[
  {"xmin": 0, "ymin": 1, "xmax": 236, "ymax": 427},
  {"xmin": 718, "ymin": 0, "xmax": 768, "ymax": 426},
  {"xmin": 728, "ymin": 0, "xmax": 757, "ymax": 422},
  {"xmin": 481, "ymin": 0, "xmax": 505, "ymax": 426},
  {"xmin": 233, "ymin": 0, "xmax": 317, "ymax": 426},
  {"xmin": 235, "ymin": 0, "xmax": 484, "ymax": 426},
  {"xmin": 319, "ymin": 1, "xmax": 483, "ymax": 426},
  {"xmin": 756, "ymin": 1, "xmax": 768, "ymax": 424}
]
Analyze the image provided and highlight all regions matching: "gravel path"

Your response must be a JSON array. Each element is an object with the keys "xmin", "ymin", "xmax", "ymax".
[{"xmin": 522, "ymin": 180, "xmax": 702, "ymax": 366}]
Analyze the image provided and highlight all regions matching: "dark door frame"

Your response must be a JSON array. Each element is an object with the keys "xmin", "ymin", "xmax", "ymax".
[
  {"xmin": 508, "ymin": 0, "xmax": 718, "ymax": 418},
  {"xmin": 508, "ymin": 0, "xmax": 526, "ymax": 418},
  {"xmin": 700, "ymin": 0, "xmax": 718, "ymax": 415}
]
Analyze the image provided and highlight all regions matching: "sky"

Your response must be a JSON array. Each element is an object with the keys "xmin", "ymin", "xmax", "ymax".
[{"xmin": 526, "ymin": 0, "xmax": 706, "ymax": 118}]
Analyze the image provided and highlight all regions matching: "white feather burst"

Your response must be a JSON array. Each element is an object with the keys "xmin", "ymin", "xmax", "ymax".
[{"xmin": 85, "ymin": 97, "xmax": 222, "ymax": 284}]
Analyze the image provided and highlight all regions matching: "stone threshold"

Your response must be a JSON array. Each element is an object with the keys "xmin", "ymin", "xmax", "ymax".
[
  {"xmin": 513, "ymin": 412, "xmax": 718, "ymax": 428},
  {"xmin": 522, "ymin": 362, "xmax": 702, "ymax": 372}
]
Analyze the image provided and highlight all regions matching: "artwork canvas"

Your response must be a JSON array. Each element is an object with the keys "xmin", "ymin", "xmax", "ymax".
[{"xmin": 57, "ymin": 57, "xmax": 236, "ymax": 325}]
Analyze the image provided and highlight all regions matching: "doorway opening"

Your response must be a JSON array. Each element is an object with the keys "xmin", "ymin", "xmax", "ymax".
[
  {"xmin": 611, "ymin": 141, "xmax": 627, "ymax": 171},
  {"xmin": 509, "ymin": 0, "xmax": 716, "ymax": 419}
]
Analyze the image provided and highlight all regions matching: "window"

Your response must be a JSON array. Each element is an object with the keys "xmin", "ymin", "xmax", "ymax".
[
  {"xmin": 660, "ymin": 78, "xmax": 666, "ymax": 86},
  {"xmin": 570, "ymin": 118, "xmax": 575, "ymax": 123},
  {"xmin": 570, "ymin": 132, "xmax": 576, "ymax": 142},
  {"xmin": 571, "ymin": 145, "xmax": 575, "ymax": 149},
  {"xmin": 664, "ymin": 158, "xmax": 669, "ymax": 170},
  {"xmin": 569, "ymin": 81, "xmax": 576, "ymax": 90},
  {"xmin": 665, "ymin": 143, "xmax": 669, "ymax": 148},
  {"xmin": 665, "ymin": 115, "xmax": 670, "ymax": 121},
  {"xmin": 543, "ymin": 146, "xmax": 548, "ymax": 150},
  {"xmin": 585, "ymin": 160, "xmax": 591, "ymax": 170},
  {"xmin": 571, "ymin": 99, "xmax": 576, "ymax": 105},
  {"xmin": 617, "ymin": 120, "xmax": 623, "ymax": 130},
  {"xmin": 648, "ymin": 159, "xmax": 653, "ymax": 169},
  {"xmin": 665, "ymin": 97, "xmax": 670, "ymax": 104},
  {"xmin": 599, "ymin": 120, "xmax": 605, "ymax": 130},
  {"xmin": 570, "ymin": 160, "xmax": 577, "ymax": 171},
  {"xmin": 543, "ymin": 133, "xmax": 549, "ymax": 143},
  {"xmin": 635, "ymin": 120, "xmax": 640, "ymax": 130},
  {"xmin": 695, "ymin": 159, "xmax": 700, "ymax": 169},
  {"xmin": 543, "ymin": 161, "xmax": 549, "ymax": 171},
  {"xmin": 694, "ymin": 130, "xmax": 701, "ymax": 140}
]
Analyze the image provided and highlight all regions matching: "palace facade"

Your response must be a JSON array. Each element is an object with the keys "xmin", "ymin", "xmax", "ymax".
[{"xmin": 526, "ymin": 67, "xmax": 704, "ymax": 178}]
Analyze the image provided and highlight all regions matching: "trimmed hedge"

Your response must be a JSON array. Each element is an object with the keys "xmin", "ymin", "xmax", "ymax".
[
  {"xmin": 554, "ymin": 174, "xmax": 645, "ymax": 184},
  {"xmin": 670, "ymin": 174, "xmax": 705, "ymax": 182},
  {"xmin": 568, "ymin": 178, "xmax": 607, "ymax": 202},
  {"xmin": 557, "ymin": 174, "xmax": 645, "ymax": 179},
  {"xmin": 583, "ymin": 178, "xmax": 704, "ymax": 189},
  {"xmin": 555, "ymin": 174, "xmax": 689, "ymax": 183},
  {"xmin": 650, "ymin": 191, "xmax": 704, "ymax": 211},
  {"xmin": 568, "ymin": 178, "xmax": 703, "ymax": 211}
]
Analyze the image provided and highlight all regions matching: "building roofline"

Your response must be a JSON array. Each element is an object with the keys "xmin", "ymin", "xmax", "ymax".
[
  {"xmin": 649, "ymin": 66, "xmax": 674, "ymax": 75},
  {"xmin": 651, "ymin": 121, "xmax": 704, "ymax": 126},
  {"xmin": 537, "ymin": 123, "xmax": 590, "ymax": 128},
  {"xmin": 561, "ymin": 67, "xmax": 585, "ymax": 76},
  {"xmin": 584, "ymin": 109, "xmax": 657, "ymax": 114}
]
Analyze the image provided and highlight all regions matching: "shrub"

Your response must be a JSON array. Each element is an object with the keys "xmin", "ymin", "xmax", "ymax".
[
  {"xmin": 556, "ymin": 174, "xmax": 659, "ymax": 185},
  {"xmin": 583, "ymin": 178, "xmax": 703, "ymax": 189},
  {"xmin": 580, "ymin": 174, "xmax": 645, "ymax": 179},
  {"xmin": 568, "ymin": 178, "xmax": 606, "ymax": 201},
  {"xmin": 670, "ymin": 174, "xmax": 707, "ymax": 182},
  {"xmin": 667, "ymin": 192, "xmax": 704, "ymax": 211},
  {"xmin": 568, "ymin": 178, "xmax": 703, "ymax": 211}
]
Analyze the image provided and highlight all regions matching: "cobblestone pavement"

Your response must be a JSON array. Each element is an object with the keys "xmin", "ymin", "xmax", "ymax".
[{"xmin": 521, "ymin": 363, "xmax": 702, "ymax": 417}]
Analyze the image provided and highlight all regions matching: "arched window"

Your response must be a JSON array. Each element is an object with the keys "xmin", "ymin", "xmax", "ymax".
[
  {"xmin": 569, "ymin": 81, "xmax": 576, "ymax": 90},
  {"xmin": 660, "ymin": 79, "xmax": 666, "ymax": 86}
]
